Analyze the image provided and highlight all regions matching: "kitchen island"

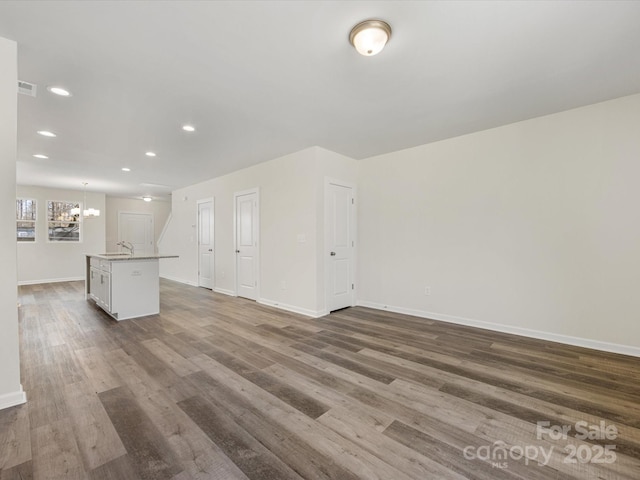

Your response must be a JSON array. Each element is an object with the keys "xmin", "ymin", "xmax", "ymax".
[{"xmin": 85, "ymin": 253, "xmax": 178, "ymax": 320}]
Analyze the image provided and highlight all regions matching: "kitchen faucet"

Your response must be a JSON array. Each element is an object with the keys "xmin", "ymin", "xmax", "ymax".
[{"xmin": 117, "ymin": 240, "xmax": 134, "ymax": 255}]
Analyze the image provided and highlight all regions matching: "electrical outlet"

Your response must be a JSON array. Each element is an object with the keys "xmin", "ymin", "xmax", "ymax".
[{"xmin": 424, "ymin": 286, "xmax": 431, "ymax": 296}]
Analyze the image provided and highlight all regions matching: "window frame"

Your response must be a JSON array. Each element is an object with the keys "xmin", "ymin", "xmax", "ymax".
[
  {"xmin": 16, "ymin": 198, "xmax": 37, "ymax": 243},
  {"xmin": 46, "ymin": 199, "xmax": 83, "ymax": 243}
]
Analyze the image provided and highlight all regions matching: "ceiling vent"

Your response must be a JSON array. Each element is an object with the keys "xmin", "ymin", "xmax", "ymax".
[
  {"xmin": 18, "ymin": 80, "xmax": 37, "ymax": 97},
  {"xmin": 139, "ymin": 182, "xmax": 173, "ymax": 190}
]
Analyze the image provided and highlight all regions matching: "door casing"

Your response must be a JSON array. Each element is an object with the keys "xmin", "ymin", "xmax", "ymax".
[
  {"xmin": 197, "ymin": 198, "xmax": 215, "ymax": 289},
  {"xmin": 324, "ymin": 178, "xmax": 356, "ymax": 314},
  {"xmin": 234, "ymin": 188, "xmax": 260, "ymax": 300},
  {"xmin": 118, "ymin": 211, "xmax": 154, "ymax": 255}
]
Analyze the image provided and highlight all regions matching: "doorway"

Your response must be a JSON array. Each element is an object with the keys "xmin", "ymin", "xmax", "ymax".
[
  {"xmin": 197, "ymin": 198, "xmax": 214, "ymax": 289},
  {"xmin": 234, "ymin": 188, "xmax": 259, "ymax": 300},
  {"xmin": 325, "ymin": 179, "xmax": 355, "ymax": 313},
  {"xmin": 118, "ymin": 212, "xmax": 154, "ymax": 256}
]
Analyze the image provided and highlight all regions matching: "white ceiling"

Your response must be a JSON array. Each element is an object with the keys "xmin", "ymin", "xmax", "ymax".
[{"xmin": 1, "ymin": 1, "xmax": 639, "ymax": 199}]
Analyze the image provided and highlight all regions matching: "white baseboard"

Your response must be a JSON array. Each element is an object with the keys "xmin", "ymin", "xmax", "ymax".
[
  {"xmin": 258, "ymin": 298, "xmax": 324, "ymax": 318},
  {"xmin": 357, "ymin": 300, "xmax": 640, "ymax": 358},
  {"xmin": 0, "ymin": 385, "xmax": 27, "ymax": 410},
  {"xmin": 213, "ymin": 287, "xmax": 235, "ymax": 296},
  {"xmin": 18, "ymin": 276, "xmax": 84, "ymax": 286},
  {"xmin": 159, "ymin": 274, "xmax": 198, "ymax": 287}
]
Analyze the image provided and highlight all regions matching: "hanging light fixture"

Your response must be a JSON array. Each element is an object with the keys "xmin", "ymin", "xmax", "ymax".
[
  {"xmin": 349, "ymin": 19, "xmax": 392, "ymax": 56},
  {"xmin": 81, "ymin": 182, "xmax": 101, "ymax": 217}
]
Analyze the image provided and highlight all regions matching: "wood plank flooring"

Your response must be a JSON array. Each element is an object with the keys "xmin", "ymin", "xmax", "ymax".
[{"xmin": 1, "ymin": 279, "xmax": 639, "ymax": 479}]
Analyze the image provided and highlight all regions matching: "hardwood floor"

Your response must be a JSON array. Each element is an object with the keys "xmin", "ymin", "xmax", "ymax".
[{"xmin": 1, "ymin": 279, "xmax": 639, "ymax": 479}]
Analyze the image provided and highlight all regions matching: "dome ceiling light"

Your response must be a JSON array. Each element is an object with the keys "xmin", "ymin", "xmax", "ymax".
[
  {"xmin": 349, "ymin": 19, "xmax": 392, "ymax": 56},
  {"xmin": 47, "ymin": 86, "xmax": 72, "ymax": 97},
  {"xmin": 37, "ymin": 130, "xmax": 56, "ymax": 137}
]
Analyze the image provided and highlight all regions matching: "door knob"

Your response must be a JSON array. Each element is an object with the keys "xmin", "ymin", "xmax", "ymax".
[
  {"xmin": 330, "ymin": 251, "xmax": 336, "ymax": 256},
  {"xmin": 236, "ymin": 249, "xmax": 240, "ymax": 253},
  {"xmin": 208, "ymin": 249, "xmax": 213, "ymax": 252}
]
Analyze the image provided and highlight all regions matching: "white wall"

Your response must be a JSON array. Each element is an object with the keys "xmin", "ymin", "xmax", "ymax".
[
  {"xmin": 160, "ymin": 146, "xmax": 357, "ymax": 316},
  {"xmin": 358, "ymin": 93, "xmax": 640, "ymax": 353},
  {"xmin": 16, "ymin": 185, "xmax": 106, "ymax": 284},
  {"xmin": 0, "ymin": 36, "xmax": 25, "ymax": 409},
  {"xmin": 105, "ymin": 196, "xmax": 171, "ymax": 253}
]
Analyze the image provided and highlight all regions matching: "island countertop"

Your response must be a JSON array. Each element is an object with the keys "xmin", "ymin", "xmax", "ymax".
[
  {"xmin": 86, "ymin": 253, "xmax": 179, "ymax": 261},
  {"xmin": 85, "ymin": 253, "xmax": 179, "ymax": 320}
]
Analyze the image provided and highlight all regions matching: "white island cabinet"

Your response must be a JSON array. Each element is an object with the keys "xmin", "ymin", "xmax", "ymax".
[{"xmin": 85, "ymin": 254, "xmax": 177, "ymax": 320}]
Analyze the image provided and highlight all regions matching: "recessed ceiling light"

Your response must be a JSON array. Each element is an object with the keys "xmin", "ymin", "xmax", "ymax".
[
  {"xmin": 145, "ymin": 151, "xmax": 156, "ymax": 157},
  {"xmin": 37, "ymin": 130, "xmax": 56, "ymax": 137},
  {"xmin": 47, "ymin": 86, "xmax": 72, "ymax": 97},
  {"xmin": 121, "ymin": 167, "xmax": 131, "ymax": 172},
  {"xmin": 33, "ymin": 154, "xmax": 49, "ymax": 159},
  {"xmin": 142, "ymin": 196, "xmax": 152, "ymax": 202},
  {"xmin": 182, "ymin": 124, "xmax": 195, "ymax": 132}
]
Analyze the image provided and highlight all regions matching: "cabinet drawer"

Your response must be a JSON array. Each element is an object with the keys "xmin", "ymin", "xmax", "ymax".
[
  {"xmin": 99, "ymin": 259, "xmax": 111, "ymax": 272},
  {"xmin": 90, "ymin": 256, "xmax": 101, "ymax": 268}
]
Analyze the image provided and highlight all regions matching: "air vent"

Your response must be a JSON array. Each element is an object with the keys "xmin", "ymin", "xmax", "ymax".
[
  {"xmin": 18, "ymin": 80, "xmax": 37, "ymax": 97},
  {"xmin": 139, "ymin": 183, "xmax": 173, "ymax": 190}
]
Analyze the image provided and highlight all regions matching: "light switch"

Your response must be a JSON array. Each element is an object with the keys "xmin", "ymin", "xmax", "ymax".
[{"xmin": 297, "ymin": 234, "xmax": 306, "ymax": 243}]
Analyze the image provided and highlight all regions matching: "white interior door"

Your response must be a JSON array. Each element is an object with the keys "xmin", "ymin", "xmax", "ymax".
[
  {"xmin": 235, "ymin": 189, "xmax": 259, "ymax": 300},
  {"xmin": 118, "ymin": 212, "xmax": 154, "ymax": 255},
  {"xmin": 198, "ymin": 199, "xmax": 214, "ymax": 289},
  {"xmin": 326, "ymin": 181, "xmax": 355, "ymax": 312}
]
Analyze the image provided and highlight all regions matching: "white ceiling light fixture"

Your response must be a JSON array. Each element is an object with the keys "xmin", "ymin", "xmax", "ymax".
[
  {"xmin": 182, "ymin": 124, "xmax": 195, "ymax": 132},
  {"xmin": 142, "ymin": 196, "xmax": 152, "ymax": 202},
  {"xmin": 349, "ymin": 19, "xmax": 392, "ymax": 56},
  {"xmin": 81, "ymin": 182, "xmax": 100, "ymax": 217},
  {"xmin": 33, "ymin": 154, "xmax": 49, "ymax": 159},
  {"xmin": 121, "ymin": 167, "xmax": 131, "ymax": 172},
  {"xmin": 47, "ymin": 86, "xmax": 72, "ymax": 97},
  {"xmin": 37, "ymin": 130, "xmax": 56, "ymax": 137},
  {"xmin": 145, "ymin": 151, "xmax": 156, "ymax": 157}
]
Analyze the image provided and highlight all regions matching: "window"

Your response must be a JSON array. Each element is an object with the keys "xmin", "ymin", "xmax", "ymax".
[
  {"xmin": 16, "ymin": 199, "xmax": 36, "ymax": 242},
  {"xmin": 47, "ymin": 200, "xmax": 81, "ymax": 242}
]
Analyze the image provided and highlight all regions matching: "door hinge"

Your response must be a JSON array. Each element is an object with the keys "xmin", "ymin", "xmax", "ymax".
[
  {"xmin": 352, "ymin": 283, "xmax": 354, "ymax": 290},
  {"xmin": 351, "ymin": 198, "xmax": 354, "ymax": 204}
]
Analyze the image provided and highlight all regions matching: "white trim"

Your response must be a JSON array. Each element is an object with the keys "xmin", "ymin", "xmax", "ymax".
[
  {"xmin": 213, "ymin": 287, "xmax": 235, "ymax": 296},
  {"xmin": 258, "ymin": 298, "xmax": 324, "ymax": 318},
  {"xmin": 18, "ymin": 276, "xmax": 84, "ymax": 286},
  {"xmin": 159, "ymin": 274, "xmax": 198, "ymax": 287},
  {"xmin": 0, "ymin": 385, "xmax": 27, "ymax": 410},
  {"xmin": 233, "ymin": 188, "xmax": 260, "ymax": 300},
  {"xmin": 324, "ymin": 177, "xmax": 357, "ymax": 313},
  {"xmin": 357, "ymin": 300, "xmax": 640, "ymax": 358}
]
